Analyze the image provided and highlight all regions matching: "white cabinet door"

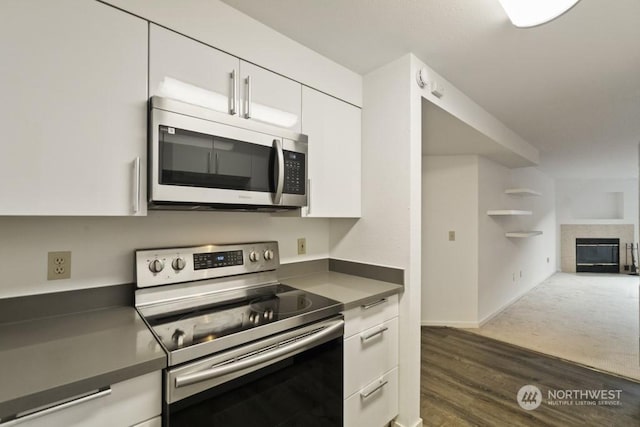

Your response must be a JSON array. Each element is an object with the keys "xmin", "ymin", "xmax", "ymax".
[
  {"xmin": 344, "ymin": 317, "xmax": 399, "ymax": 399},
  {"xmin": 301, "ymin": 87, "xmax": 361, "ymax": 218},
  {"xmin": 0, "ymin": 0, "xmax": 147, "ymax": 216},
  {"xmin": 239, "ymin": 61, "xmax": 302, "ymax": 132},
  {"xmin": 149, "ymin": 24, "xmax": 240, "ymax": 116},
  {"xmin": 344, "ymin": 368, "xmax": 398, "ymax": 427}
]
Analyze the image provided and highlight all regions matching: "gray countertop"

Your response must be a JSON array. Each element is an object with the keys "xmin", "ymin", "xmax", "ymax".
[
  {"xmin": 283, "ymin": 271, "xmax": 403, "ymax": 310},
  {"xmin": 0, "ymin": 306, "xmax": 166, "ymax": 420}
]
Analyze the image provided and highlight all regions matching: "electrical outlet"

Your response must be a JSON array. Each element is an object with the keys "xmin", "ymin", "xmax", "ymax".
[
  {"xmin": 48, "ymin": 251, "xmax": 71, "ymax": 280},
  {"xmin": 448, "ymin": 231, "xmax": 455, "ymax": 241},
  {"xmin": 297, "ymin": 238, "xmax": 307, "ymax": 255}
]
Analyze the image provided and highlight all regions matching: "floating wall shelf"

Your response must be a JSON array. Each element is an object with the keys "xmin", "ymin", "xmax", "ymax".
[
  {"xmin": 487, "ymin": 210, "xmax": 532, "ymax": 216},
  {"xmin": 505, "ymin": 231, "xmax": 543, "ymax": 238},
  {"xmin": 504, "ymin": 188, "xmax": 542, "ymax": 197}
]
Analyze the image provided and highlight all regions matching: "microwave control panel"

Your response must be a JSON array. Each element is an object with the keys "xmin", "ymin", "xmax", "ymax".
[{"xmin": 283, "ymin": 151, "xmax": 305, "ymax": 195}]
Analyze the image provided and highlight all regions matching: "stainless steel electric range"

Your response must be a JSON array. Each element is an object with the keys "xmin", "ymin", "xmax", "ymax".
[{"xmin": 135, "ymin": 241, "xmax": 343, "ymax": 427}]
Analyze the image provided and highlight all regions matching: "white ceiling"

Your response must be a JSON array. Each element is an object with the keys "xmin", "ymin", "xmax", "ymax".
[{"xmin": 222, "ymin": 0, "xmax": 640, "ymax": 179}]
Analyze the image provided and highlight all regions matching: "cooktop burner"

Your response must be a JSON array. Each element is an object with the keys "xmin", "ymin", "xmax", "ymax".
[{"xmin": 144, "ymin": 284, "xmax": 338, "ymax": 355}]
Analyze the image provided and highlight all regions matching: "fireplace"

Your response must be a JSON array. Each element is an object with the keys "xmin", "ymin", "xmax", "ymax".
[{"xmin": 575, "ymin": 238, "xmax": 620, "ymax": 273}]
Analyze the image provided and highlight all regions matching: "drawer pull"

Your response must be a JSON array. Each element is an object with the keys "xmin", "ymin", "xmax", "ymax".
[
  {"xmin": 361, "ymin": 326, "xmax": 389, "ymax": 343},
  {"xmin": 360, "ymin": 379, "xmax": 388, "ymax": 399},
  {"xmin": 2, "ymin": 388, "xmax": 111, "ymax": 426},
  {"xmin": 361, "ymin": 298, "xmax": 387, "ymax": 310}
]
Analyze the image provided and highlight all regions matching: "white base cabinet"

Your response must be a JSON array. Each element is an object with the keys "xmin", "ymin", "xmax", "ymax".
[
  {"xmin": 6, "ymin": 371, "xmax": 161, "ymax": 427},
  {"xmin": 302, "ymin": 87, "xmax": 362, "ymax": 218},
  {"xmin": 0, "ymin": 0, "xmax": 148, "ymax": 215},
  {"xmin": 343, "ymin": 295, "xmax": 399, "ymax": 427}
]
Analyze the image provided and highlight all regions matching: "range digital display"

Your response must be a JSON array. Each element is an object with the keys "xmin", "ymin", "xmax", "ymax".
[{"xmin": 193, "ymin": 250, "xmax": 243, "ymax": 270}]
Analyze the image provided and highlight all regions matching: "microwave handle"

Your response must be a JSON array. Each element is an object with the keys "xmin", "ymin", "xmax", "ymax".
[{"xmin": 272, "ymin": 139, "xmax": 284, "ymax": 204}]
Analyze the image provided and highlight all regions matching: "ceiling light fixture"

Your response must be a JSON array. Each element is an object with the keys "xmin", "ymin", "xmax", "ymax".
[{"xmin": 498, "ymin": 0, "xmax": 581, "ymax": 28}]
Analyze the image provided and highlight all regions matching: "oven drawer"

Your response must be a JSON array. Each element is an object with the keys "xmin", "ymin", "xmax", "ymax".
[
  {"xmin": 344, "ymin": 294, "xmax": 398, "ymax": 338},
  {"xmin": 2, "ymin": 371, "xmax": 161, "ymax": 427},
  {"xmin": 344, "ymin": 317, "xmax": 399, "ymax": 399},
  {"xmin": 344, "ymin": 367, "xmax": 398, "ymax": 427}
]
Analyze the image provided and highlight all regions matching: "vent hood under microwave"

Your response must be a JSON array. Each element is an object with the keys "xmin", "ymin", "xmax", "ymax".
[{"xmin": 148, "ymin": 97, "xmax": 308, "ymax": 211}]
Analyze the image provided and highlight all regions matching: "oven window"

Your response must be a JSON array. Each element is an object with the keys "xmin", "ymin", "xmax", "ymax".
[
  {"xmin": 168, "ymin": 338, "xmax": 342, "ymax": 427},
  {"xmin": 159, "ymin": 126, "xmax": 275, "ymax": 192}
]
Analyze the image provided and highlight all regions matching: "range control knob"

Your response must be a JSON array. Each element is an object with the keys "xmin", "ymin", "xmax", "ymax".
[
  {"xmin": 171, "ymin": 257, "xmax": 186, "ymax": 271},
  {"xmin": 149, "ymin": 259, "xmax": 164, "ymax": 274},
  {"xmin": 263, "ymin": 249, "xmax": 274, "ymax": 261},
  {"xmin": 172, "ymin": 329, "xmax": 185, "ymax": 347},
  {"xmin": 249, "ymin": 251, "xmax": 260, "ymax": 262}
]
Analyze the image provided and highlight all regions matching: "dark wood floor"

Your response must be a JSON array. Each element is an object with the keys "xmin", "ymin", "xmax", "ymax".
[{"xmin": 421, "ymin": 327, "xmax": 640, "ymax": 426}]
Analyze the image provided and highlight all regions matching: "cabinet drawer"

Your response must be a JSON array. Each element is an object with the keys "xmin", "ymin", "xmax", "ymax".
[
  {"xmin": 4, "ymin": 371, "xmax": 161, "ymax": 427},
  {"xmin": 343, "ymin": 294, "xmax": 398, "ymax": 338},
  {"xmin": 344, "ymin": 317, "xmax": 398, "ymax": 399},
  {"xmin": 344, "ymin": 368, "xmax": 398, "ymax": 427}
]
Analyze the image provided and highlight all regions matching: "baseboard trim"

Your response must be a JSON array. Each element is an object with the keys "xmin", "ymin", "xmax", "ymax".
[
  {"xmin": 478, "ymin": 272, "xmax": 555, "ymax": 327},
  {"xmin": 421, "ymin": 320, "xmax": 480, "ymax": 328},
  {"xmin": 392, "ymin": 418, "xmax": 423, "ymax": 427}
]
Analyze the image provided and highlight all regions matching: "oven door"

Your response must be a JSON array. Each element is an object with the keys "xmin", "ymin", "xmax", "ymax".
[
  {"xmin": 149, "ymin": 98, "xmax": 307, "ymax": 209},
  {"xmin": 165, "ymin": 317, "xmax": 343, "ymax": 427}
]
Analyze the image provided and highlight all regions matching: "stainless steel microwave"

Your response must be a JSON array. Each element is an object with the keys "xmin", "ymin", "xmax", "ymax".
[{"xmin": 148, "ymin": 97, "xmax": 308, "ymax": 211}]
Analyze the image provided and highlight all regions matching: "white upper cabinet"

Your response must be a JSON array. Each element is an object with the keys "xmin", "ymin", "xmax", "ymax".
[
  {"xmin": 239, "ymin": 61, "xmax": 302, "ymax": 133},
  {"xmin": 302, "ymin": 87, "xmax": 362, "ymax": 218},
  {"xmin": 149, "ymin": 24, "xmax": 240, "ymax": 116},
  {"xmin": 0, "ymin": 0, "xmax": 147, "ymax": 215}
]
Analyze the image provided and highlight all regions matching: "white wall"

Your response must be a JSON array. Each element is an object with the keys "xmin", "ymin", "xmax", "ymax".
[
  {"xmin": 421, "ymin": 156, "xmax": 478, "ymax": 326},
  {"xmin": 420, "ymin": 156, "xmax": 556, "ymax": 327},
  {"xmin": 477, "ymin": 161, "xmax": 556, "ymax": 323},
  {"xmin": 330, "ymin": 54, "xmax": 422, "ymax": 427},
  {"xmin": 555, "ymin": 178, "xmax": 639, "ymax": 267},
  {"xmin": 0, "ymin": 213, "xmax": 329, "ymax": 298},
  {"xmin": 102, "ymin": 0, "xmax": 362, "ymax": 106}
]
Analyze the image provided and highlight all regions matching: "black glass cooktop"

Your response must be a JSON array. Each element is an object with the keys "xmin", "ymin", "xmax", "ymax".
[{"xmin": 146, "ymin": 284, "xmax": 340, "ymax": 353}]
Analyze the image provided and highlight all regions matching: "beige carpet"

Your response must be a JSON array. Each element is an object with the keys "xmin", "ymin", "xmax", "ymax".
[{"xmin": 467, "ymin": 272, "xmax": 640, "ymax": 381}]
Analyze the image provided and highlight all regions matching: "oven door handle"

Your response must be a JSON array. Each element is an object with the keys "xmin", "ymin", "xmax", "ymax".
[{"xmin": 174, "ymin": 319, "xmax": 344, "ymax": 389}]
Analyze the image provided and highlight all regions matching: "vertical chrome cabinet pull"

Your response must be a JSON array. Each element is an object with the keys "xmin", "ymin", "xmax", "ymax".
[
  {"xmin": 361, "ymin": 298, "xmax": 387, "ymax": 310},
  {"xmin": 244, "ymin": 75, "xmax": 252, "ymax": 119},
  {"xmin": 3, "ymin": 388, "xmax": 111, "ymax": 426},
  {"xmin": 360, "ymin": 380, "xmax": 388, "ymax": 399},
  {"xmin": 272, "ymin": 139, "xmax": 284, "ymax": 204},
  {"xmin": 306, "ymin": 178, "xmax": 311, "ymax": 215},
  {"xmin": 133, "ymin": 157, "xmax": 141, "ymax": 214},
  {"xmin": 229, "ymin": 70, "xmax": 237, "ymax": 115}
]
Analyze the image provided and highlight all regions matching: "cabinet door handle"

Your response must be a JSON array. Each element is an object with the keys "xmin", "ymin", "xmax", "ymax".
[
  {"xmin": 306, "ymin": 178, "xmax": 311, "ymax": 215},
  {"xmin": 360, "ymin": 380, "xmax": 388, "ymax": 399},
  {"xmin": 3, "ymin": 388, "xmax": 111, "ymax": 426},
  {"xmin": 229, "ymin": 70, "xmax": 237, "ymax": 115},
  {"xmin": 133, "ymin": 157, "xmax": 141, "ymax": 214},
  {"xmin": 361, "ymin": 326, "xmax": 389, "ymax": 343},
  {"xmin": 361, "ymin": 298, "xmax": 387, "ymax": 310},
  {"xmin": 244, "ymin": 75, "xmax": 252, "ymax": 119}
]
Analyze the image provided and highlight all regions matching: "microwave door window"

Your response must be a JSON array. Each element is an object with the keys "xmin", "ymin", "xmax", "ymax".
[
  {"xmin": 212, "ymin": 137, "xmax": 274, "ymax": 193},
  {"xmin": 160, "ymin": 127, "xmax": 214, "ymax": 186}
]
